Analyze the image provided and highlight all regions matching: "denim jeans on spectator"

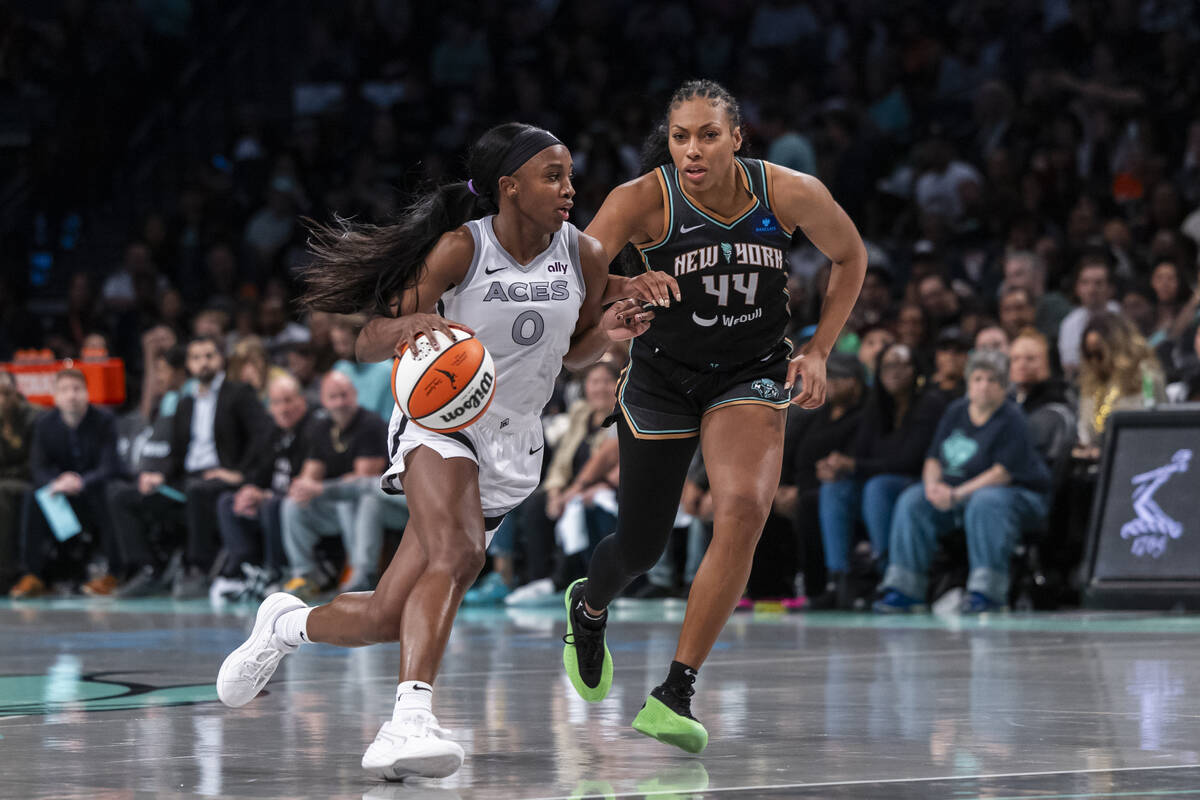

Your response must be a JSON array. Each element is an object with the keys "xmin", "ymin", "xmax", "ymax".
[
  {"xmin": 216, "ymin": 492, "xmax": 287, "ymax": 573},
  {"xmin": 281, "ymin": 483, "xmax": 408, "ymax": 579},
  {"xmin": 818, "ymin": 474, "xmax": 914, "ymax": 573},
  {"xmin": 881, "ymin": 483, "xmax": 1048, "ymax": 604}
]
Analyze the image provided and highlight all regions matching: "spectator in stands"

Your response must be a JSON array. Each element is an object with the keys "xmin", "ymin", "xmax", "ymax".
[
  {"xmin": 856, "ymin": 325, "xmax": 895, "ymax": 385},
  {"xmin": 776, "ymin": 353, "xmax": 866, "ymax": 606},
  {"xmin": 895, "ymin": 301, "xmax": 931, "ymax": 365},
  {"xmin": 259, "ymin": 295, "xmax": 311, "ymax": 363},
  {"xmin": 916, "ymin": 274, "xmax": 962, "ymax": 331},
  {"xmin": 974, "ymin": 325, "xmax": 1009, "ymax": 355},
  {"xmin": 281, "ymin": 371, "xmax": 403, "ymax": 598},
  {"xmin": 997, "ymin": 286, "xmax": 1037, "ymax": 343},
  {"xmin": 1150, "ymin": 259, "xmax": 1200, "ymax": 348},
  {"xmin": 1075, "ymin": 313, "xmax": 1165, "ymax": 460},
  {"xmin": 876, "ymin": 350, "xmax": 1051, "ymax": 614},
  {"xmin": 213, "ymin": 373, "xmax": 315, "ymax": 601},
  {"xmin": 331, "ymin": 316, "xmax": 394, "ymax": 421},
  {"xmin": 110, "ymin": 335, "xmax": 268, "ymax": 597},
  {"xmin": 930, "ymin": 328, "xmax": 969, "ymax": 401},
  {"xmin": 284, "ymin": 342, "xmax": 323, "ymax": 408},
  {"xmin": 106, "ymin": 344, "xmax": 189, "ymax": 597},
  {"xmin": 1009, "ymin": 330, "xmax": 1073, "ymax": 415},
  {"xmin": 1058, "ymin": 253, "xmax": 1120, "ymax": 377},
  {"xmin": 10, "ymin": 370, "xmax": 120, "ymax": 598},
  {"xmin": 0, "ymin": 373, "xmax": 41, "ymax": 593},
  {"xmin": 228, "ymin": 335, "xmax": 287, "ymax": 404},
  {"xmin": 1000, "ymin": 251, "xmax": 1070, "ymax": 343},
  {"xmin": 817, "ymin": 344, "xmax": 948, "ymax": 606}
]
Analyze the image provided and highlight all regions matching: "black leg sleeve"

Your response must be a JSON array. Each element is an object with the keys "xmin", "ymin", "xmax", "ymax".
[{"xmin": 583, "ymin": 417, "xmax": 697, "ymax": 609}]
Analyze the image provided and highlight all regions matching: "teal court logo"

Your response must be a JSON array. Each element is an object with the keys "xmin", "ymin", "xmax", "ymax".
[{"xmin": 0, "ymin": 671, "xmax": 218, "ymax": 717}]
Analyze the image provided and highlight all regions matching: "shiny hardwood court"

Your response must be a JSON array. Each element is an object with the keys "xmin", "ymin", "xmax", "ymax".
[{"xmin": 3, "ymin": 597, "xmax": 1200, "ymax": 799}]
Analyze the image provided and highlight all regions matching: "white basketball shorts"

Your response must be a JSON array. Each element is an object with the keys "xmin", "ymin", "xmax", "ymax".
[{"xmin": 381, "ymin": 406, "xmax": 543, "ymax": 541}]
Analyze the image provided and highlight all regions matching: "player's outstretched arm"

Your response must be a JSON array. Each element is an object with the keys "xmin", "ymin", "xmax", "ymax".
[{"xmin": 355, "ymin": 228, "xmax": 475, "ymax": 362}]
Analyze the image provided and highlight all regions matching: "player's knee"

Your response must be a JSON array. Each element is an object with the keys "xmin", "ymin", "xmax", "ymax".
[
  {"xmin": 712, "ymin": 488, "xmax": 774, "ymax": 526},
  {"xmin": 426, "ymin": 527, "xmax": 486, "ymax": 582}
]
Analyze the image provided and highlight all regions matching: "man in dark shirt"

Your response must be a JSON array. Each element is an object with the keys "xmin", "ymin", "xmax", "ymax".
[
  {"xmin": 10, "ymin": 370, "xmax": 119, "ymax": 597},
  {"xmin": 0, "ymin": 373, "xmax": 41, "ymax": 592},
  {"xmin": 213, "ymin": 373, "xmax": 314, "ymax": 599},
  {"xmin": 281, "ymin": 371, "xmax": 404, "ymax": 598},
  {"xmin": 876, "ymin": 350, "xmax": 1050, "ymax": 614}
]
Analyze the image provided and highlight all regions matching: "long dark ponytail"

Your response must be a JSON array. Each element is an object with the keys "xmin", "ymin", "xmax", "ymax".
[
  {"xmin": 302, "ymin": 122, "xmax": 552, "ymax": 316},
  {"xmin": 616, "ymin": 79, "xmax": 745, "ymax": 275}
]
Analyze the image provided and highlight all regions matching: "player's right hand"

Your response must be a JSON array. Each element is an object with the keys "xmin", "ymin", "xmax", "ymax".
[
  {"xmin": 603, "ymin": 298, "xmax": 654, "ymax": 341},
  {"xmin": 391, "ymin": 313, "xmax": 476, "ymax": 358}
]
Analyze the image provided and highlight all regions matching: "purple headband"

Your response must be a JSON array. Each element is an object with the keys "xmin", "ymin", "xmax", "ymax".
[{"xmin": 467, "ymin": 179, "xmax": 479, "ymax": 197}]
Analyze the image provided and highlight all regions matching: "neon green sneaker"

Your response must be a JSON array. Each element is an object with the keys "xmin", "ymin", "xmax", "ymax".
[
  {"xmin": 561, "ymin": 578, "xmax": 613, "ymax": 702},
  {"xmin": 631, "ymin": 687, "xmax": 709, "ymax": 754}
]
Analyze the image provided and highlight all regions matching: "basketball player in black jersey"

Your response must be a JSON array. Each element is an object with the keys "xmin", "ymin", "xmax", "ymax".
[{"xmin": 562, "ymin": 80, "xmax": 867, "ymax": 753}]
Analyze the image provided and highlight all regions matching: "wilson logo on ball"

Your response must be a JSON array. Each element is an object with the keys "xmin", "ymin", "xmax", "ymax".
[{"xmin": 391, "ymin": 328, "xmax": 496, "ymax": 432}]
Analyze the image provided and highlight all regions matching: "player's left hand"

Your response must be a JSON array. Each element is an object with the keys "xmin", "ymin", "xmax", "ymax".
[
  {"xmin": 602, "ymin": 298, "xmax": 654, "ymax": 341},
  {"xmin": 787, "ymin": 348, "xmax": 827, "ymax": 409}
]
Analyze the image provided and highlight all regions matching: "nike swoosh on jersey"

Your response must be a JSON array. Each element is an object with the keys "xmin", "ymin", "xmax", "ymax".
[
  {"xmin": 692, "ymin": 312, "xmax": 718, "ymax": 327},
  {"xmin": 484, "ymin": 265, "xmax": 507, "ymax": 274},
  {"xmin": 679, "ymin": 223, "xmax": 705, "ymax": 234},
  {"xmin": 529, "ymin": 444, "xmax": 544, "ymax": 455}
]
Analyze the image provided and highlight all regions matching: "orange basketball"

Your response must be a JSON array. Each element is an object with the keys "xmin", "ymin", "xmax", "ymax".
[{"xmin": 391, "ymin": 328, "xmax": 496, "ymax": 432}]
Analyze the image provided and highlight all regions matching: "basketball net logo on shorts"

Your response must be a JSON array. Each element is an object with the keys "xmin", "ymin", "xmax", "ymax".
[{"xmin": 1120, "ymin": 449, "xmax": 1192, "ymax": 558}]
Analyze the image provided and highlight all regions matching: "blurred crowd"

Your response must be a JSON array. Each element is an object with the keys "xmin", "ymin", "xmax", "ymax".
[{"xmin": 3, "ymin": 0, "xmax": 1200, "ymax": 611}]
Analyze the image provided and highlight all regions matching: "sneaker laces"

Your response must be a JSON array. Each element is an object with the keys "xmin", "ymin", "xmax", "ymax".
[
  {"xmin": 383, "ymin": 712, "xmax": 453, "ymax": 742},
  {"xmin": 237, "ymin": 644, "xmax": 285, "ymax": 683}
]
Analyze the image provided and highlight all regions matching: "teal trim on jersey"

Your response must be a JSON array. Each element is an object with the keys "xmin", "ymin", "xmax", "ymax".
[
  {"xmin": 705, "ymin": 395, "xmax": 792, "ymax": 413},
  {"xmin": 673, "ymin": 160, "xmax": 760, "ymax": 231},
  {"xmin": 638, "ymin": 166, "xmax": 676, "ymax": 266},
  {"xmin": 618, "ymin": 360, "xmax": 700, "ymax": 437}
]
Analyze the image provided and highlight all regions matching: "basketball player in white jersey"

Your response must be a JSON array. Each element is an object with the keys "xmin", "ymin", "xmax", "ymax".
[{"xmin": 215, "ymin": 123, "xmax": 678, "ymax": 781}]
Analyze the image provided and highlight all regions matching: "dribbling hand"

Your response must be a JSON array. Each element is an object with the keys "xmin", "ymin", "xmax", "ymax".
[{"xmin": 391, "ymin": 314, "xmax": 476, "ymax": 359}]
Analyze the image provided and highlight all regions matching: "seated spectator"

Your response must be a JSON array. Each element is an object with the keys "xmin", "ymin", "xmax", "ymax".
[
  {"xmin": 1149, "ymin": 259, "xmax": 1195, "ymax": 347},
  {"xmin": 213, "ymin": 373, "xmax": 315, "ymax": 601},
  {"xmin": 776, "ymin": 353, "xmax": 866, "ymax": 605},
  {"xmin": 228, "ymin": 335, "xmax": 288, "ymax": 404},
  {"xmin": 1009, "ymin": 329, "xmax": 1073, "ymax": 414},
  {"xmin": 817, "ymin": 344, "xmax": 947, "ymax": 605},
  {"xmin": 1075, "ymin": 312, "xmax": 1165, "ymax": 461},
  {"xmin": 856, "ymin": 324, "xmax": 895, "ymax": 385},
  {"xmin": 875, "ymin": 350, "xmax": 1051, "ymax": 614},
  {"xmin": 281, "ymin": 371, "xmax": 404, "ymax": 598},
  {"xmin": 929, "ymin": 328, "xmax": 968, "ymax": 401},
  {"xmin": 103, "ymin": 344, "xmax": 190, "ymax": 597},
  {"xmin": 0, "ymin": 373, "xmax": 41, "ymax": 593},
  {"xmin": 1000, "ymin": 250, "xmax": 1071, "ymax": 343},
  {"xmin": 11, "ymin": 370, "xmax": 120, "ymax": 597},
  {"xmin": 330, "ymin": 316, "xmax": 395, "ymax": 421},
  {"xmin": 974, "ymin": 324, "xmax": 1009, "ymax": 354},
  {"xmin": 284, "ymin": 341, "xmax": 323, "ymax": 408},
  {"xmin": 1058, "ymin": 253, "xmax": 1119, "ymax": 378},
  {"xmin": 997, "ymin": 285, "xmax": 1037, "ymax": 343},
  {"xmin": 110, "ymin": 335, "xmax": 268, "ymax": 597}
]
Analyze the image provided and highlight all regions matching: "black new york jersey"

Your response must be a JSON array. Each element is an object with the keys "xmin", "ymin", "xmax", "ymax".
[{"xmin": 635, "ymin": 157, "xmax": 793, "ymax": 370}]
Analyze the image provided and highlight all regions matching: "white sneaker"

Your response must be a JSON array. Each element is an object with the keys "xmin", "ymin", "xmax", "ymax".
[
  {"xmin": 361, "ymin": 711, "xmax": 465, "ymax": 780},
  {"xmin": 216, "ymin": 591, "xmax": 306, "ymax": 707},
  {"xmin": 503, "ymin": 577, "xmax": 555, "ymax": 606}
]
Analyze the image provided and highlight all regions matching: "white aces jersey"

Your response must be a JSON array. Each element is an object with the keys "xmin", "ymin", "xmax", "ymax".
[{"xmin": 442, "ymin": 216, "xmax": 586, "ymax": 419}]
